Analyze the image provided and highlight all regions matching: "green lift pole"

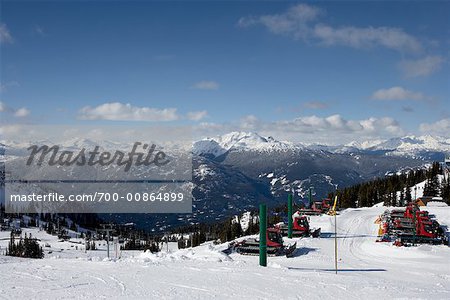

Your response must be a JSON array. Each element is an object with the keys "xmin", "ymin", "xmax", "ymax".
[
  {"xmin": 309, "ymin": 187, "xmax": 313, "ymax": 208},
  {"xmin": 288, "ymin": 194, "xmax": 293, "ymax": 238},
  {"xmin": 259, "ymin": 203, "xmax": 267, "ymax": 267}
]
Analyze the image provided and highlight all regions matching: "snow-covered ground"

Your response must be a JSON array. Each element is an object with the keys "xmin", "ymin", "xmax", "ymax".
[{"xmin": 1, "ymin": 205, "xmax": 449, "ymax": 299}]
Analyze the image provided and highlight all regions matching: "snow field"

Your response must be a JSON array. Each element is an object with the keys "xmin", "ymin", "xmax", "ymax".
[{"xmin": 0, "ymin": 205, "xmax": 449, "ymax": 299}]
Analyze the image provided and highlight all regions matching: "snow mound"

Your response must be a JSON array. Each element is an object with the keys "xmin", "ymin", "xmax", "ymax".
[
  {"xmin": 427, "ymin": 201, "xmax": 448, "ymax": 207},
  {"xmin": 135, "ymin": 243, "xmax": 232, "ymax": 263}
]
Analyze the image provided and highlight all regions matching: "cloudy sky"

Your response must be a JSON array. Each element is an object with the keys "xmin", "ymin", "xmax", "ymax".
[{"xmin": 1, "ymin": 1, "xmax": 449, "ymax": 144}]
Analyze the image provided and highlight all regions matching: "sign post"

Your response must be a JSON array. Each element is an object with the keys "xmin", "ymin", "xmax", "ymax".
[{"xmin": 334, "ymin": 212, "xmax": 338, "ymax": 274}]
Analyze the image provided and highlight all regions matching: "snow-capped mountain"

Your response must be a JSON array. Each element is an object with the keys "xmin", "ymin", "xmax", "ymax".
[
  {"xmin": 2, "ymin": 132, "xmax": 449, "ymax": 230},
  {"xmin": 303, "ymin": 135, "xmax": 450, "ymax": 160},
  {"xmin": 193, "ymin": 132, "xmax": 450, "ymax": 159},
  {"xmin": 3, "ymin": 132, "xmax": 449, "ymax": 159},
  {"xmin": 193, "ymin": 132, "xmax": 297, "ymax": 158},
  {"xmin": 365, "ymin": 135, "xmax": 450, "ymax": 153}
]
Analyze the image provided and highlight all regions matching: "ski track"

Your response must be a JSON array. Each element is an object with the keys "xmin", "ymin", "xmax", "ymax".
[{"xmin": 0, "ymin": 206, "xmax": 449, "ymax": 299}]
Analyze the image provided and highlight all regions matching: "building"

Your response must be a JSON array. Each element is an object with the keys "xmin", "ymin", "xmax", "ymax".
[{"xmin": 415, "ymin": 196, "xmax": 446, "ymax": 207}]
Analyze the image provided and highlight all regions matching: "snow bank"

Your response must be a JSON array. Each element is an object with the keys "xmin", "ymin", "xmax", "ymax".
[
  {"xmin": 427, "ymin": 201, "xmax": 448, "ymax": 207},
  {"xmin": 133, "ymin": 243, "xmax": 232, "ymax": 264},
  {"xmin": 2, "ymin": 205, "xmax": 450, "ymax": 299}
]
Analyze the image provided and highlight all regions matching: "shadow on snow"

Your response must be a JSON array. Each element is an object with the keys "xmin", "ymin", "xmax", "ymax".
[{"xmin": 288, "ymin": 267, "xmax": 387, "ymax": 272}]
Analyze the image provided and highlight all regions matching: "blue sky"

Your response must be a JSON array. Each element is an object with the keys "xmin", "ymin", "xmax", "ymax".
[{"xmin": 1, "ymin": 1, "xmax": 449, "ymax": 144}]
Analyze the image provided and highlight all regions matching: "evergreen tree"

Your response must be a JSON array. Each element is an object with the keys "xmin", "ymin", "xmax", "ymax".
[
  {"xmin": 199, "ymin": 229, "xmax": 206, "ymax": 244},
  {"xmin": 391, "ymin": 191, "xmax": 397, "ymax": 207},
  {"xmin": 219, "ymin": 219, "xmax": 233, "ymax": 242},
  {"xmin": 70, "ymin": 222, "xmax": 77, "ymax": 232},
  {"xmin": 423, "ymin": 175, "xmax": 440, "ymax": 197},
  {"xmin": 398, "ymin": 190, "xmax": 405, "ymax": 207},
  {"xmin": 231, "ymin": 221, "xmax": 243, "ymax": 239},
  {"xmin": 7, "ymin": 232, "xmax": 43, "ymax": 258},
  {"xmin": 440, "ymin": 176, "xmax": 450, "ymax": 205},
  {"xmin": 405, "ymin": 185, "xmax": 412, "ymax": 203},
  {"xmin": 46, "ymin": 222, "xmax": 55, "ymax": 235}
]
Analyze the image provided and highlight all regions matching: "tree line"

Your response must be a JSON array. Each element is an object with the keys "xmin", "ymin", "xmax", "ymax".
[
  {"xmin": 328, "ymin": 162, "xmax": 450, "ymax": 208},
  {"xmin": 6, "ymin": 232, "xmax": 44, "ymax": 259}
]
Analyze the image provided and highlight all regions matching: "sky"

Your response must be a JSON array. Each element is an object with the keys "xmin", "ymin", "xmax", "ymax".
[{"xmin": 1, "ymin": 1, "xmax": 449, "ymax": 144}]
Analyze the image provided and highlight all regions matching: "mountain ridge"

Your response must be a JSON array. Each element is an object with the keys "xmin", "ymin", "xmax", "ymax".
[{"xmin": 193, "ymin": 132, "xmax": 450, "ymax": 158}]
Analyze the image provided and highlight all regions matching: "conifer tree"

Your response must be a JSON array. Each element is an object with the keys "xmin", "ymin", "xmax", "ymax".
[
  {"xmin": 405, "ymin": 185, "xmax": 412, "ymax": 203},
  {"xmin": 440, "ymin": 176, "xmax": 450, "ymax": 205},
  {"xmin": 423, "ymin": 175, "xmax": 440, "ymax": 197}
]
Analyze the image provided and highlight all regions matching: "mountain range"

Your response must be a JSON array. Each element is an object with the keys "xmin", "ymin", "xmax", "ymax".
[{"xmin": 2, "ymin": 132, "xmax": 449, "ymax": 231}]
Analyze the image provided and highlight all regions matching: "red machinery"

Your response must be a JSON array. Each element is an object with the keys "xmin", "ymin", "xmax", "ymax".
[
  {"xmin": 231, "ymin": 228, "xmax": 297, "ymax": 257},
  {"xmin": 396, "ymin": 212, "xmax": 446, "ymax": 245},
  {"xmin": 377, "ymin": 202, "xmax": 448, "ymax": 246},
  {"xmin": 298, "ymin": 199, "xmax": 332, "ymax": 215},
  {"xmin": 275, "ymin": 212, "xmax": 321, "ymax": 237},
  {"xmin": 321, "ymin": 198, "xmax": 332, "ymax": 212}
]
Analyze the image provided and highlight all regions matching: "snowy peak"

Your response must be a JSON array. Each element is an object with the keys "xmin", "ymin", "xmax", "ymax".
[
  {"xmin": 193, "ymin": 132, "xmax": 296, "ymax": 157},
  {"xmin": 219, "ymin": 132, "xmax": 269, "ymax": 149},
  {"xmin": 192, "ymin": 132, "xmax": 450, "ymax": 158},
  {"xmin": 218, "ymin": 132, "xmax": 294, "ymax": 151},
  {"xmin": 345, "ymin": 139, "xmax": 386, "ymax": 150},
  {"xmin": 192, "ymin": 139, "xmax": 227, "ymax": 158},
  {"xmin": 307, "ymin": 135, "xmax": 450, "ymax": 157},
  {"xmin": 368, "ymin": 135, "xmax": 450, "ymax": 153}
]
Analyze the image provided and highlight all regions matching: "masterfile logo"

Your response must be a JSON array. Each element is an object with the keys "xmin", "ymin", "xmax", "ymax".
[{"xmin": 26, "ymin": 142, "xmax": 170, "ymax": 172}]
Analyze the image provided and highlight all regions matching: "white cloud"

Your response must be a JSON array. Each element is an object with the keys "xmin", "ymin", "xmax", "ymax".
[
  {"xmin": 191, "ymin": 81, "xmax": 219, "ymax": 90},
  {"xmin": 0, "ymin": 23, "xmax": 13, "ymax": 44},
  {"xmin": 313, "ymin": 24, "xmax": 422, "ymax": 53},
  {"xmin": 398, "ymin": 55, "xmax": 445, "ymax": 77},
  {"xmin": 0, "ymin": 125, "xmax": 23, "ymax": 136},
  {"xmin": 238, "ymin": 4, "xmax": 422, "ymax": 53},
  {"xmin": 371, "ymin": 86, "xmax": 425, "ymax": 101},
  {"xmin": 196, "ymin": 122, "xmax": 225, "ymax": 131},
  {"xmin": 14, "ymin": 107, "xmax": 30, "ymax": 117},
  {"xmin": 0, "ymin": 102, "xmax": 31, "ymax": 118},
  {"xmin": 273, "ymin": 114, "xmax": 403, "ymax": 136},
  {"xmin": 193, "ymin": 114, "xmax": 404, "ymax": 144},
  {"xmin": 238, "ymin": 4, "xmax": 321, "ymax": 38},
  {"xmin": 187, "ymin": 110, "xmax": 208, "ymax": 121},
  {"xmin": 79, "ymin": 102, "xmax": 179, "ymax": 122},
  {"xmin": 239, "ymin": 115, "xmax": 260, "ymax": 130},
  {"xmin": 419, "ymin": 118, "xmax": 450, "ymax": 136},
  {"xmin": 304, "ymin": 101, "xmax": 329, "ymax": 109}
]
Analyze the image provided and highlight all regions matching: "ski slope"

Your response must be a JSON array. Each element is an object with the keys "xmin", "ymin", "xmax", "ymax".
[{"xmin": 0, "ymin": 205, "xmax": 449, "ymax": 299}]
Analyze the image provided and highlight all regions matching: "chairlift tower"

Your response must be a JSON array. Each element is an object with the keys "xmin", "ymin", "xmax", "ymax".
[{"xmin": 98, "ymin": 224, "xmax": 115, "ymax": 259}]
